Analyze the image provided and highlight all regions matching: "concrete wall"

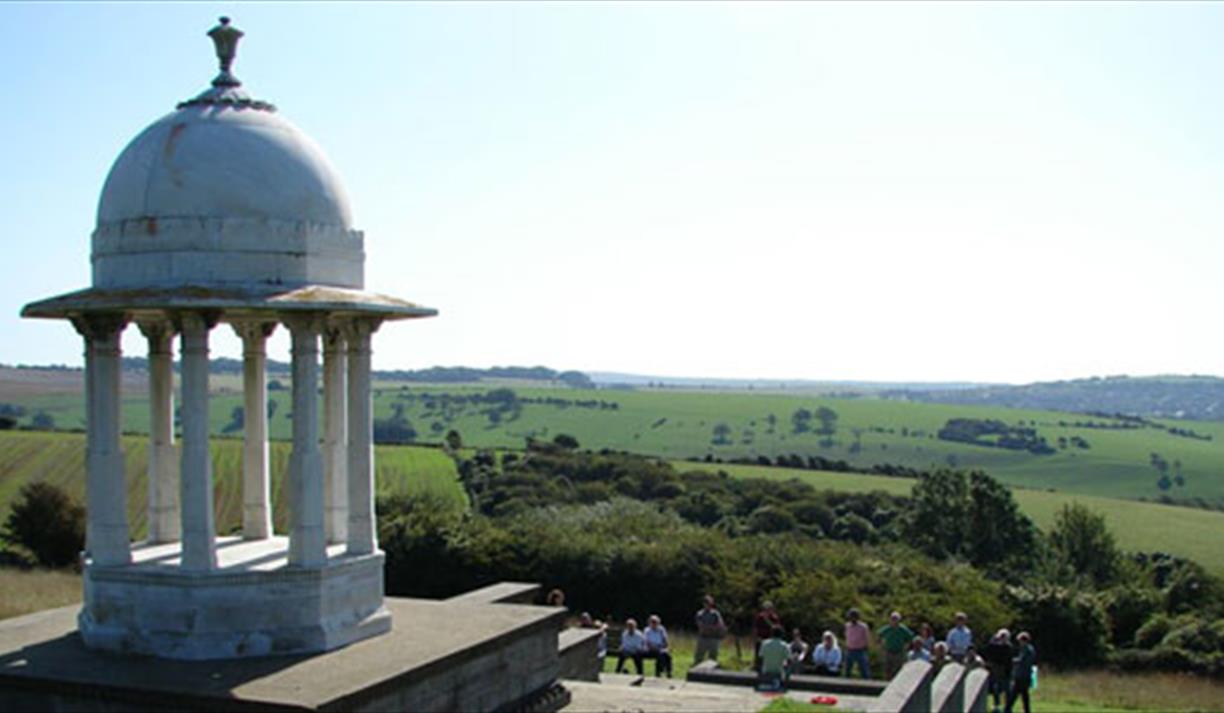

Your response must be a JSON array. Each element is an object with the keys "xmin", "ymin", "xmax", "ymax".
[
  {"xmin": 557, "ymin": 628, "xmax": 603, "ymax": 682},
  {"xmin": 873, "ymin": 660, "xmax": 933, "ymax": 713},
  {"xmin": 931, "ymin": 663, "xmax": 966, "ymax": 713}
]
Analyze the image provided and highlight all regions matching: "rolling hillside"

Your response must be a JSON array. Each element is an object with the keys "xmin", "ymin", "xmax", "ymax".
[
  {"xmin": 5, "ymin": 382, "xmax": 1224, "ymax": 506},
  {"xmin": 0, "ymin": 431, "xmax": 463, "ymax": 537},
  {"xmin": 1, "ymin": 429, "xmax": 1220, "ymax": 576}
]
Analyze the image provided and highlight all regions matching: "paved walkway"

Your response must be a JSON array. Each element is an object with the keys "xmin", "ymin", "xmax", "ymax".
[{"xmin": 563, "ymin": 673, "xmax": 876, "ymax": 712}]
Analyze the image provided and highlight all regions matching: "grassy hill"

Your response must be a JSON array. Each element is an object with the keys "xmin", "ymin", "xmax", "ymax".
[
  {"xmin": 0, "ymin": 430, "xmax": 463, "ymax": 536},
  {"xmin": 1, "ymin": 428, "xmax": 1222, "ymax": 575},
  {"xmin": 6, "ymin": 383, "xmax": 1224, "ymax": 507},
  {"xmin": 690, "ymin": 461, "xmax": 1224, "ymax": 575}
]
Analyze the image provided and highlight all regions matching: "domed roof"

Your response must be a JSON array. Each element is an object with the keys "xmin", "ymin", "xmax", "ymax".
[
  {"xmin": 88, "ymin": 18, "xmax": 365, "ymax": 292},
  {"xmin": 23, "ymin": 17, "xmax": 436, "ymax": 324},
  {"xmin": 98, "ymin": 102, "xmax": 353, "ymax": 228}
]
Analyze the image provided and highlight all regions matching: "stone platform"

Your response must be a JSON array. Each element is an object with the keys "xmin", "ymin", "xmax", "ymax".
[
  {"xmin": 80, "ymin": 536, "xmax": 388, "ymax": 659},
  {"xmin": 0, "ymin": 596, "xmax": 567, "ymax": 712}
]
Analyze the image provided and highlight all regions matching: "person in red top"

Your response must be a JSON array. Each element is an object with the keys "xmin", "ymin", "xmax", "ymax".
[{"xmin": 753, "ymin": 600, "xmax": 783, "ymax": 671}]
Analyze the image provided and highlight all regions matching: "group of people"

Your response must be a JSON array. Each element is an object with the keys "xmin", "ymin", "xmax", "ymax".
[
  {"xmin": 564, "ymin": 591, "xmax": 1037, "ymax": 713},
  {"xmin": 749, "ymin": 602, "xmax": 1038, "ymax": 713}
]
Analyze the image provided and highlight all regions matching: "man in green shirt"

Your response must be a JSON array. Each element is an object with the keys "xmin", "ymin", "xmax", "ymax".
[
  {"xmin": 757, "ymin": 627, "xmax": 792, "ymax": 691},
  {"xmin": 878, "ymin": 611, "xmax": 915, "ymax": 679}
]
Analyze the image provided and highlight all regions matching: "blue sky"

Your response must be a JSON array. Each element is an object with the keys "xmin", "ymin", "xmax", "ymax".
[{"xmin": 3, "ymin": 2, "xmax": 1223, "ymax": 383}]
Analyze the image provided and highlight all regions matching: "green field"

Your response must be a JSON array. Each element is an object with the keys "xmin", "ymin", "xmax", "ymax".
[
  {"xmin": 5, "ymin": 379, "xmax": 1224, "ymax": 573},
  {"xmin": 685, "ymin": 462, "xmax": 1224, "ymax": 575},
  {"xmin": 0, "ymin": 430, "xmax": 463, "ymax": 536},
  {"xmin": 10, "ymin": 380, "xmax": 1224, "ymax": 506}
]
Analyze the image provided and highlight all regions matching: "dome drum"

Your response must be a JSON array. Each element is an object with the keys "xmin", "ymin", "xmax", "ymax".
[{"xmin": 92, "ymin": 217, "xmax": 365, "ymax": 290}]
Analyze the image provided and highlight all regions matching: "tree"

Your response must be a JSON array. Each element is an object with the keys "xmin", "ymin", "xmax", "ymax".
[
  {"xmin": 815, "ymin": 407, "xmax": 839, "ymax": 436},
  {"xmin": 30, "ymin": 411, "xmax": 55, "ymax": 430},
  {"xmin": 0, "ymin": 415, "xmax": 15, "ymax": 431},
  {"xmin": 553, "ymin": 433, "xmax": 580, "ymax": 450},
  {"xmin": 791, "ymin": 408, "xmax": 813, "ymax": 434},
  {"xmin": 967, "ymin": 471, "xmax": 1040, "ymax": 578},
  {"xmin": 1048, "ymin": 503, "xmax": 1119, "ymax": 587},
  {"xmin": 2, "ymin": 482, "xmax": 85, "ymax": 567},
  {"xmin": 903, "ymin": 470, "xmax": 969, "ymax": 560},
  {"xmin": 444, "ymin": 429, "xmax": 464, "ymax": 453},
  {"xmin": 711, "ymin": 423, "xmax": 732, "ymax": 445}
]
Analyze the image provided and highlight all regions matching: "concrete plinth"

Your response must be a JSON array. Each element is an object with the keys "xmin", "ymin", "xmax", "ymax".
[
  {"xmin": 0, "ymin": 596, "xmax": 567, "ymax": 712},
  {"xmin": 78, "ymin": 536, "xmax": 388, "ymax": 660}
]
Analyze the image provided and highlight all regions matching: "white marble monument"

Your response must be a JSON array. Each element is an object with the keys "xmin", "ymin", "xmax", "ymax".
[{"xmin": 21, "ymin": 17, "xmax": 436, "ymax": 660}]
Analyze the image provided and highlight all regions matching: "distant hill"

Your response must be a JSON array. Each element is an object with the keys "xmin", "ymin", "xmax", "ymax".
[
  {"xmin": 2, "ymin": 361, "xmax": 595, "ymax": 389},
  {"xmin": 587, "ymin": 371, "xmax": 990, "ymax": 393},
  {"xmin": 883, "ymin": 375, "xmax": 1224, "ymax": 421}
]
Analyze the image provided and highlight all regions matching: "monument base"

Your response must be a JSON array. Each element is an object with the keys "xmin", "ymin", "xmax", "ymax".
[
  {"xmin": 80, "ymin": 536, "xmax": 388, "ymax": 659},
  {"xmin": 0, "ymin": 595, "xmax": 568, "ymax": 712}
]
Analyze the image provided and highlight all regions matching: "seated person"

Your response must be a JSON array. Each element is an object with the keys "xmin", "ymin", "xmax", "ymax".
[
  {"xmin": 615, "ymin": 618, "xmax": 648, "ymax": 675},
  {"xmin": 964, "ymin": 645, "xmax": 986, "ymax": 669},
  {"xmin": 644, "ymin": 615, "xmax": 673, "ymax": 678},
  {"xmin": 906, "ymin": 635, "xmax": 930, "ymax": 662},
  {"xmin": 811, "ymin": 631, "xmax": 842, "ymax": 676},
  {"xmin": 758, "ymin": 626, "xmax": 791, "ymax": 690},
  {"xmin": 930, "ymin": 641, "xmax": 950, "ymax": 675},
  {"xmin": 579, "ymin": 611, "xmax": 608, "ymax": 661},
  {"xmin": 788, "ymin": 628, "xmax": 809, "ymax": 673}
]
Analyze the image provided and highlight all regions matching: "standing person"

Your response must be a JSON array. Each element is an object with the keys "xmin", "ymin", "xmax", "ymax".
[
  {"xmin": 906, "ymin": 636, "xmax": 930, "ymax": 662},
  {"xmin": 643, "ymin": 615, "xmax": 673, "ymax": 678},
  {"xmin": 615, "ymin": 618, "xmax": 647, "ymax": 675},
  {"xmin": 984, "ymin": 629, "xmax": 1013, "ymax": 713},
  {"xmin": 758, "ymin": 626, "xmax": 791, "ymax": 690},
  {"xmin": 694, "ymin": 595, "xmax": 727, "ymax": 665},
  {"xmin": 919, "ymin": 622, "xmax": 937, "ymax": 652},
  {"xmin": 877, "ymin": 611, "xmax": 915, "ymax": 679},
  {"xmin": 946, "ymin": 612, "xmax": 974, "ymax": 663},
  {"xmin": 811, "ymin": 631, "xmax": 842, "ymax": 676},
  {"xmin": 788, "ymin": 628, "xmax": 809, "ymax": 674},
  {"xmin": 1005, "ymin": 632, "xmax": 1036, "ymax": 713},
  {"xmin": 753, "ymin": 600, "xmax": 783, "ymax": 671},
  {"xmin": 843, "ymin": 608, "xmax": 872, "ymax": 679}
]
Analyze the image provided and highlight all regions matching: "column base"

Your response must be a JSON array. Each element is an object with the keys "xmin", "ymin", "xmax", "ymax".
[{"xmin": 79, "ymin": 536, "xmax": 389, "ymax": 660}]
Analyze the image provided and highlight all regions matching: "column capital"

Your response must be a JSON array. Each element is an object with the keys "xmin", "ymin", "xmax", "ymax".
[
  {"xmin": 71, "ymin": 313, "xmax": 128, "ymax": 342},
  {"xmin": 339, "ymin": 317, "xmax": 382, "ymax": 347},
  {"xmin": 137, "ymin": 319, "xmax": 177, "ymax": 349},
  {"xmin": 282, "ymin": 312, "xmax": 326, "ymax": 336},
  {"xmin": 174, "ymin": 310, "xmax": 221, "ymax": 335},
  {"xmin": 323, "ymin": 321, "xmax": 347, "ymax": 347},
  {"xmin": 231, "ymin": 319, "xmax": 277, "ymax": 343}
]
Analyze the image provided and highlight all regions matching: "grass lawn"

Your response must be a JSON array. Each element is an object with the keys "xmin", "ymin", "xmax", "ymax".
[
  {"xmin": 591, "ymin": 627, "xmax": 1223, "ymax": 713},
  {"xmin": 0, "ymin": 567, "xmax": 80, "ymax": 620}
]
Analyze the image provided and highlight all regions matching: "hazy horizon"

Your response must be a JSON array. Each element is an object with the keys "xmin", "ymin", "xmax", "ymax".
[{"xmin": 3, "ymin": 3, "xmax": 1222, "ymax": 383}]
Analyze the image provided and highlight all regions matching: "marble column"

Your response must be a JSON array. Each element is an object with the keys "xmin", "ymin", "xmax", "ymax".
[
  {"xmin": 344, "ymin": 318, "xmax": 380, "ymax": 556},
  {"xmin": 285, "ymin": 314, "xmax": 326, "ymax": 567},
  {"xmin": 138, "ymin": 320, "xmax": 179, "ymax": 544},
  {"xmin": 72, "ymin": 314, "xmax": 131, "ymax": 567},
  {"xmin": 323, "ymin": 325, "xmax": 348, "ymax": 545},
  {"xmin": 232, "ymin": 320, "xmax": 277, "ymax": 540},
  {"xmin": 178, "ymin": 312, "xmax": 217, "ymax": 571}
]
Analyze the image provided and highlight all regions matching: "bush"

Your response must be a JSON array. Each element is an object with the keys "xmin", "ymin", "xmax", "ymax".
[
  {"xmin": 1005, "ymin": 584, "xmax": 1110, "ymax": 667},
  {"xmin": 2, "ymin": 482, "xmax": 85, "ymax": 567},
  {"xmin": 1103, "ymin": 584, "xmax": 1163, "ymax": 647},
  {"xmin": 1133, "ymin": 613, "xmax": 1174, "ymax": 649}
]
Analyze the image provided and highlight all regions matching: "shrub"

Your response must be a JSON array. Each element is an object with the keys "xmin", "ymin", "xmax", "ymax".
[
  {"xmin": 1005, "ymin": 585, "xmax": 1110, "ymax": 667},
  {"xmin": 2, "ymin": 482, "xmax": 85, "ymax": 567},
  {"xmin": 1103, "ymin": 584, "xmax": 1163, "ymax": 647},
  {"xmin": 1133, "ymin": 613, "xmax": 1174, "ymax": 649}
]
